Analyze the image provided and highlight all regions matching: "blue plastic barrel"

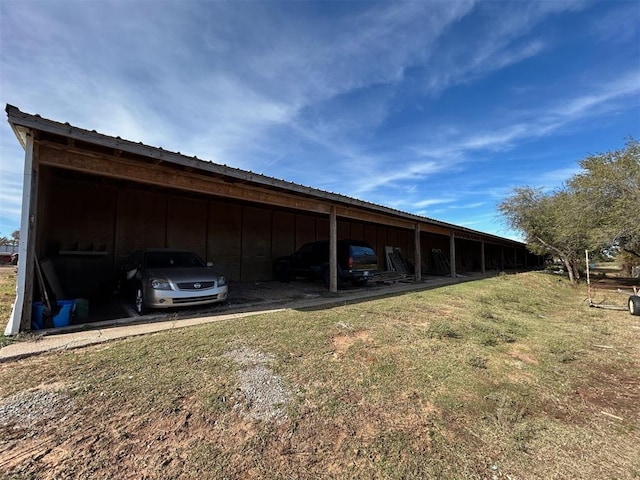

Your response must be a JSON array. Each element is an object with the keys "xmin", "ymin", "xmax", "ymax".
[
  {"xmin": 52, "ymin": 300, "xmax": 74, "ymax": 328},
  {"xmin": 31, "ymin": 302, "xmax": 44, "ymax": 330},
  {"xmin": 32, "ymin": 300, "xmax": 74, "ymax": 329}
]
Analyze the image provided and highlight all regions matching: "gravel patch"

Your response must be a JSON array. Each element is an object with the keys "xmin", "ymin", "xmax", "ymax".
[
  {"xmin": 1, "ymin": 389, "xmax": 71, "ymax": 428},
  {"xmin": 224, "ymin": 348, "xmax": 292, "ymax": 422},
  {"xmin": 223, "ymin": 347, "xmax": 274, "ymax": 366}
]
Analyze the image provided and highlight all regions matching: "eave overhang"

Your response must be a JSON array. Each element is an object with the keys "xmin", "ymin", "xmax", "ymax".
[{"xmin": 5, "ymin": 104, "xmax": 525, "ymax": 247}]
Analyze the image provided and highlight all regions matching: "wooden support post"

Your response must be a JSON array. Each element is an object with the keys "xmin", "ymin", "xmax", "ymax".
[
  {"xmin": 500, "ymin": 245, "xmax": 505, "ymax": 271},
  {"xmin": 514, "ymin": 247, "xmax": 518, "ymax": 270},
  {"xmin": 6, "ymin": 134, "xmax": 38, "ymax": 335},
  {"xmin": 329, "ymin": 205, "xmax": 337, "ymax": 293},
  {"xmin": 481, "ymin": 239, "xmax": 486, "ymax": 275},
  {"xmin": 414, "ymin": 223, "xmax": 421, "ymax": 282},
  {"xmin": 449, "ymin": 231, "xmax": 456, "ymax": 278}
]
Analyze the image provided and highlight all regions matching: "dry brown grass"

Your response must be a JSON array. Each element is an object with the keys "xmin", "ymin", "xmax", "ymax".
[{"xmin": 1, "ymin": 270, "xmax": 639, "ymax": 479}]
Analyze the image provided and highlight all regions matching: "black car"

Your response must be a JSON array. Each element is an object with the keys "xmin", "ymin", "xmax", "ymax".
[{"xmin": 274, "ymin": 240, "xmax": 378, "ymax": 288}]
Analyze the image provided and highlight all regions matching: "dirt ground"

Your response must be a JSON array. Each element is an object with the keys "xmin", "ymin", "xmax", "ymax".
[
  {"xmin": 2, "ymin": 266, "xmax": 639, "ymax": 479},
  {"xmin": 587, "ymin": 263, "xmax": 639, "ymax": 311}
]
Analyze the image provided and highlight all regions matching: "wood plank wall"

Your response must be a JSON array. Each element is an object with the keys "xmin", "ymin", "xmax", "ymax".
[
  {"xmin": 39, "ymin": 165, "xmax": 527, "ymax": 299},
  {"xmin": 40, "ymin": 169, "xmax": 420, "ymax": 296}
]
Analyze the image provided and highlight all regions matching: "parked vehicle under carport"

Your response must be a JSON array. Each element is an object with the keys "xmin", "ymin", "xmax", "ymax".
[
  {"xmin": 121, "ymin": 249, "xmax": 228, "ymax": 315},
  {"xmin": 274, "ymin": 240, "xmax": 378, "ymax": 289}
]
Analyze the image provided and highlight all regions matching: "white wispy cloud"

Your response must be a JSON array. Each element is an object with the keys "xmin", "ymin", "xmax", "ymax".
[{"xmin": 0, "ymin": 0, "xmax": 636, "ymax": 239}]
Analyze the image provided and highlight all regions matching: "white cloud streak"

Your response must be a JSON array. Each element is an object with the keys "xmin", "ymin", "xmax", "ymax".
[{"xmin": 0, "ymin": 0, "xmax": 636, "ymax": 237}]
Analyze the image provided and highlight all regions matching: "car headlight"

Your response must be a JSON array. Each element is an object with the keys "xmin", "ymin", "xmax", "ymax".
[
  {"xmin": 150, "ymin": 278, "xmax": 172, "ymax": 290},
  {"xmin": 217, "ymin": 276, "xmax": 227, "ymax": 287}
]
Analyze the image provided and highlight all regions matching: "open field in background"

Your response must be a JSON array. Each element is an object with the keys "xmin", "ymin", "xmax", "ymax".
[
  {"xmin": 0, "ymin": 267, "xmax": 639, "ymax": 479},
  {"xmin": 0, "ymin": 267, "xmax": 17, "ymax": 348}
]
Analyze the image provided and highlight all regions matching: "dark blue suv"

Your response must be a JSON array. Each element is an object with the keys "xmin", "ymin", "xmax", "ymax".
[{"xmin": 274, "ymin": 240, "xmax": 378, "ymax": 288}]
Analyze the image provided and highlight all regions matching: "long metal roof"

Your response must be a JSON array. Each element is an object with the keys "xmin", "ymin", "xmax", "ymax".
[{"xmin": 5, "ymin": 104, "xmax": 524, "ymax": 246}]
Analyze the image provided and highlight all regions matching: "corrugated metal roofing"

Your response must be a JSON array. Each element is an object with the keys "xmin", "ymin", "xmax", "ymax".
[{"xmin": 5, "ymin": 104, "xmax": 524, "ymax": 246}]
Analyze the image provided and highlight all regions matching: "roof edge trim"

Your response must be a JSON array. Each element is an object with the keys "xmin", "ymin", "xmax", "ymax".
[{"xmin": 5, "ymin": 104, "xmax": 525, "ymax": 247}]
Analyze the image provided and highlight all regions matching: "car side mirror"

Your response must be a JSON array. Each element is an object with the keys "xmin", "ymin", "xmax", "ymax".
[
  {"xmin": 206, "ymin": 261, "xmax": 214, "ymax": 267},
  {"xmin": 126, "ymin": 268, "xmax": 138, "ymax": 280}
]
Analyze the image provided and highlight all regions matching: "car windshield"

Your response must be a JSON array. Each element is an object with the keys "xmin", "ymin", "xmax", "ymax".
[
  {"xmin": 144, "ymin": 251, "xmax": 206, "ymax": 269},
  {"xmin": 350, "ymin": 246, "xmax": 375, "ymax": 257}
]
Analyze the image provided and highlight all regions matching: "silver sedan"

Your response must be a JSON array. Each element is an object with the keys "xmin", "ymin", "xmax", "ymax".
[{"xmin": 124, "ymin": 249, "xmax": 228, "ymax": 315}]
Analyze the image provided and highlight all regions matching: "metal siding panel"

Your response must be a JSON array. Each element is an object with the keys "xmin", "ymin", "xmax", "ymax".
[
  {"xmin": 364, "ymin": 225, "xmax": 377, "ymax": 246},
  {"xmin": 116, "ymin": 189, "xmax": 167, "ymax": 256},
  {"xmin": 242, "ymin": 206, "xmax": 272, "ymax": 281},
  {"xmin": 350, "ymin": 222, "xmax": 365, "ymax": 240},
  {"xmin": 337, "ymin": 220, "xmax": 350, "ymax": 240},
  {"xmin": 272, "ymin": 211, "xmax": 295, "ymax": 259},
  {"xmin": 208, "ymin": 201, "xmax": 242, "ymax": 281},
  {"xmin": 295, "ymin": 214, "xmax": 316, "ymax": 249},
  {"xmin": 46, "ymin": 177, "xmax": 117, "ymax": 254},
  {"xmin": 167, "ymin": 196, "xmax": 207, "ymax": 259},
  {"xmin": 316, "ymin": 218, "xmax": 329, "ymax": 241}
]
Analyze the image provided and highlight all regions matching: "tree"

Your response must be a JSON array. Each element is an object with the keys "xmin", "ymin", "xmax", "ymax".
[
  {"xmin": 568, "ymin": 139, "xmax": 640, "ymax": 259},
  {"xmin": 0, "ymin": 230, "xmax": 19, "ymax": 247},
  {"xmin": 499, "ymin": 139, "xmax": 640, "ymax": 283},
  {"xmin": 499, "ymin": 187, "xmax": 587, "ymax": 284}
]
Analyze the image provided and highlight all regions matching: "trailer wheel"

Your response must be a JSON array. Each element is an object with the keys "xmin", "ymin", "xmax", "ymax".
[{"xmin": 629, "ymin": 296, "xmax": 640, "ymax": 316}]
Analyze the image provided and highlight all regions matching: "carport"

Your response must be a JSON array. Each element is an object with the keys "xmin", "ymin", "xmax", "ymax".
[{"xmin": 4, "ymin": 104, "xmax": 538, "ymax": 334}]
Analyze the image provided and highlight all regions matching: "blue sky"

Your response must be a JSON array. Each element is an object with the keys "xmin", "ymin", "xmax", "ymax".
[{"xmin": 1, "ymin": 0, "xmax": 638, "ymax": 241}]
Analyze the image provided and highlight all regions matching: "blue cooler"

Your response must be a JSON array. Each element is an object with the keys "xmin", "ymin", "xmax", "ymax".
[
  {"xmin": 31, "ymin": 300, "xmax": 74, "ymax": 329},
  {"xmin": 53, "ymin": 300, "xmax": 74, "ymax": 328}
]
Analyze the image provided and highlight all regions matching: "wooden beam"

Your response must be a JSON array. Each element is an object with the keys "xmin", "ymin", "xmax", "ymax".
[
  {"xmin": 8, "ymin": 106, "xmax": 530, "ymax": 253},
  {"xmin": 6, "ymin": 133, "xmax": 37, "ymax": 334},
  {"xmin": 44, "ymin": 140, "xmax": 471, "ymax": 236},
  {"xmin": 334, "ymin": 207, "xmax": 456, "ymax": 237},
  {"xmin": 450, "ymin": 231, "xmax": 456, "ymax": 279},
  {"xmin": 453, "ymin": 232, "xmax": 482, "ymax": 242},
  {"xmin": 38, "ymin": 144, "xmax": 332, "ymax": 215},
  {"xmin": 420, "ymin": 223, "xmax": 452, "ymax": 237},
  {"xmin": 329, "ymin": 206, "xmax": 337, "ymax": 293},
  {"xmin": 336, "ymin": 205, "xmax": 415, "ymax": 230},
  {"xmin": 34, "ymin": 143, "xmax": 525, "ymax": 251},
  {"xmin": 414, "ymin": 223, "xmax": 422, "ymax": 281},
  {"xmin": 481, "ymin": 239, "xmax": 486, "ymax": 275},
  {"xmin": 21, "ymin": 136, "xmax": 40, "ymax": 331}
]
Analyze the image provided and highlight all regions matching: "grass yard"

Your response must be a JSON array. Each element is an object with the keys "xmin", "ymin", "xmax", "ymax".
[
  {"xmin": 0, "ymin": 267, "xmax": 17, "ymax": 349},
  {"xmin": 1, "ymin": 268, "xmax": 639, "ymax": 479}
]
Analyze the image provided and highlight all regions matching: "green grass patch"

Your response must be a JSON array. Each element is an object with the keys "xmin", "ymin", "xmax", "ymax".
[
  {"xmin": 1, "ymin": 271, "xmax": 639, "ymax": 479},
  {"xmin": 0, "ymin": 266, "xmax": 17, "ymax": 345}
]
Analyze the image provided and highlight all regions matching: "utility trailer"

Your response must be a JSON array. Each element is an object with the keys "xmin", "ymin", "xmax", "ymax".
[{"xmin": 586, "ymin": 251, "xmax": 640, "ymax": 316}]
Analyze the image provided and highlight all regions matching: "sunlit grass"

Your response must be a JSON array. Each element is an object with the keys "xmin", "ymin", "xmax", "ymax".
[{"xmin": 1, "ymin": 271, "xmax": 638, "ymax": 479}]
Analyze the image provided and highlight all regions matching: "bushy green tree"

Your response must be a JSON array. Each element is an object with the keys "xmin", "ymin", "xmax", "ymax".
[
  {"xmin": 569, "ymin": 139, "xmax": 640, "ymax": 260},
  {"xmin": 499, "ymin": 187, "xmax": 587, "ymax": 283},
  {"xmin": 500, "ymin": 139, "xmax": 639, "ymax": 283}
]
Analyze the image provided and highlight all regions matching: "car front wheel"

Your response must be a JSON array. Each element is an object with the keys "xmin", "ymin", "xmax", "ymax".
[
  {"xmin": 629, "ymin": 295, "xmax": 640, "ymax": 316},
  {"xmin": 135, "ymin": 286, "xmax": 147, "ymax": 315}
]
